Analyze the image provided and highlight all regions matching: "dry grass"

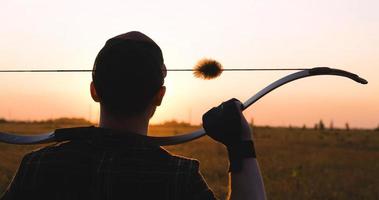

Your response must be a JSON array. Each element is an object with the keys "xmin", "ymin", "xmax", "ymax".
[{"xmin": 1, "ymin": 122, "xmax": 379, "ymax": 199}]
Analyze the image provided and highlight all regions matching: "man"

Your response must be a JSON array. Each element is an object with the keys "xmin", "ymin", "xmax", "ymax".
[{"xmin": 1, "ymin": 31, "xmax": 266, "ymax": 200}]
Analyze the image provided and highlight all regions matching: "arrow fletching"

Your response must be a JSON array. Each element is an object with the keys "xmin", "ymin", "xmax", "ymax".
[{"xmin": 193, "ymin": 58, "xmax": 223, "ymax": 80}]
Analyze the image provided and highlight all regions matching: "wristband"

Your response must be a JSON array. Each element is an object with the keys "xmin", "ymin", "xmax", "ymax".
[{"xmin": 227, "ymin": 140, "xmax": 256, "ymax": 172}]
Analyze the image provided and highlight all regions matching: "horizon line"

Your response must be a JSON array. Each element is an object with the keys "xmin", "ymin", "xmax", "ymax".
[{"xmin": 0, "ymin": 116, "xmax": 377, "ymax": 130}]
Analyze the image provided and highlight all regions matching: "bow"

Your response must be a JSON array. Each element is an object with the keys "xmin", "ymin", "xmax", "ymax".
[{"xmin": 0, "ymin": 67, "xmax": 367, "ymax": 146}]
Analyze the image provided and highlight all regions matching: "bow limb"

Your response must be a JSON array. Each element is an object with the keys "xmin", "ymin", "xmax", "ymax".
[
  {"xmin": 242, "ymin": 67, "xmax": 367, "ymax": 109},
  {"xmin": 0, "ymin": 67, "xmax": 367, "ymax": 146},
  {"xmin": 0, "ymin": 131, "xmax": 55, "ymax": 144},
  {"xmin": 150, "ymin": 67, "xmax": 367, "ymax": 145}
]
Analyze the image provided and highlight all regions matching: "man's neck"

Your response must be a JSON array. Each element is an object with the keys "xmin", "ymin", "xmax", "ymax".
[{"xmin": 98, "ymin": 108, "xmax": 149, "ymax": 136}]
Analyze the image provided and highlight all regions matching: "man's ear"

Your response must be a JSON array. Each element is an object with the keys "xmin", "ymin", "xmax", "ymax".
[
  {"xmin": 90, "ymin": 82, "xmax": 100, "ymax": 102},
  {"xmin": 153, "ymin": 86, "xmax": 166, "ymax": 106}
]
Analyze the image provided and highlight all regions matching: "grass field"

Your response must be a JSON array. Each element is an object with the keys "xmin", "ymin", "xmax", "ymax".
[{"xmin": 1, "ymin": 120, "xmax": 378, "ymax": 199}]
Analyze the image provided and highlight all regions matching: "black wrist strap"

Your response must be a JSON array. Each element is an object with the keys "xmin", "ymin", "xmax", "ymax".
[{"xmin": 227, "ymin": 140, "xmax": 256, "ymax": 172}]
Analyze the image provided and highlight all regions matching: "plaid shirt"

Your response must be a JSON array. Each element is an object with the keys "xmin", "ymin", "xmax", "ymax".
[{"xmin": 1, "ymin": 127, "xmax": 217, "ymax": 200}]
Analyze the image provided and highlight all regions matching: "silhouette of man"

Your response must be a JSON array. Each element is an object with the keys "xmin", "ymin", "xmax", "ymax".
[{"xmin": 1, "ymin": 32, "xmax": 266, "ymax": 200}]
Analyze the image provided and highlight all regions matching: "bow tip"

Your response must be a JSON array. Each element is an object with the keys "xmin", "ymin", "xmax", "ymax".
[{"xmin": 357, "ymin": 77, "xmax": 368, "ymax": 84}]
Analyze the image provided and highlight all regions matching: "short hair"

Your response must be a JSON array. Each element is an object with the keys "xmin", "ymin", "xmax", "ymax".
[{"xmin": 92, "ymin": 34, "xmax": 165, "ymax": 117}]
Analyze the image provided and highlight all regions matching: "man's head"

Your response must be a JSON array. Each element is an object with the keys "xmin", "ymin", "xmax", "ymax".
[{"xmin": 91, "ymin": 31, "xmax": 166, "ymax": 118}]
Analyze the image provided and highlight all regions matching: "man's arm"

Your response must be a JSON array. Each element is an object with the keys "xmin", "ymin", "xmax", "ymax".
[
  {"xmin": 203, "ymin": 98, "xmax": 266, "ymax": 200},
  {"xmin": 229, "ymin": 111, "xmax": 266, "ymax": 200},
  {"xmin": 229, "ymin": 158, "xmax": 266, "ymax": 200}
]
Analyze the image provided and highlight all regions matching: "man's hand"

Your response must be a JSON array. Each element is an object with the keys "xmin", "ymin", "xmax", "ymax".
[
  {"xmin": 202, "ymin": 98, "xmax": 252, "ymax": 145},
  {"xmin": 202, "ymin": 99, "xmax": 267, "ymax": 200},
  {"xmin": 202, "ymin": 98, "xmax": 256, "ymax": 172}
]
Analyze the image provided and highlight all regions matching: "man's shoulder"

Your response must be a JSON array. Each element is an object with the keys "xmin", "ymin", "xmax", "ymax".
[
  {"xmin": 23, "ymin": 140, "xmax": 200, "ymax": 174},
  {"xmin": 21, "ymin": 141, "xmax": 94, "ymax": 167},
  {"xmin": 158, "ymin": 147, "xmax": 200, "ymax": 172},
  {"xmin": 27, "ymin": 137, "xmax": 98, "ymax": 154}
]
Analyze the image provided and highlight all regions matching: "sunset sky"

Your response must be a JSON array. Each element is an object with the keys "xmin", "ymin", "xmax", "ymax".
[{"xmin": 0, "ymin": 0, "xmax": 378, "ymax": 129}]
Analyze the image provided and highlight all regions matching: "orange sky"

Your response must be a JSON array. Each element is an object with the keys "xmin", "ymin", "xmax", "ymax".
[{"xmin": 0, "ymin": 0, "xmax": 378, "ymax": 128}]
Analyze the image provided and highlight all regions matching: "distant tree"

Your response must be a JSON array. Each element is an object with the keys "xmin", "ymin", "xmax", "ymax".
[
  {"xmin": 162, "ymin": 120, "xmax": 191, "ymax": 127},
  {"xmin": 178, "ymin": 121, "xmax": 191, "ymax": 127},
  {"xmin": 52, "ymin": 118, "xmax": 92, "ymax": 125},
  {"xmin": 345, "ymin": 122, "xmax": 350, "ymax": 131},
  {"xmin": 319, "ymin": 120, "xmax": 325, "ymax": 131},
  {"xmin": 329, "ymin": 120, "xmax": 334, "ymax": 131},
  {"xmin": 302, "ymin": 124, "xmax": 307, "ymax": 130},
  {"xmin": 375, "ymin": 124, "xmax": 379, "ymax": 132},
  {"xmin": 314, "ymin": 123, "xmax": 318, "ymax": 130},
  {"xmin": 0, "ymin": 118, "xmax": 7, "ymax": 123},
  {"xmin": 250, "ymin": 117, "xmax": 254, "ymax": 127},
  {"xmin": 162, "ymin": 120, "xmax": 179, "ymax": 126}
]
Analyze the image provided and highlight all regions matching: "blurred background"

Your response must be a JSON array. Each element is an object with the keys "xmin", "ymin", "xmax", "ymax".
[{"xmin": 0, "ymin": 0, "xmax": 378, "ymax": 129}]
